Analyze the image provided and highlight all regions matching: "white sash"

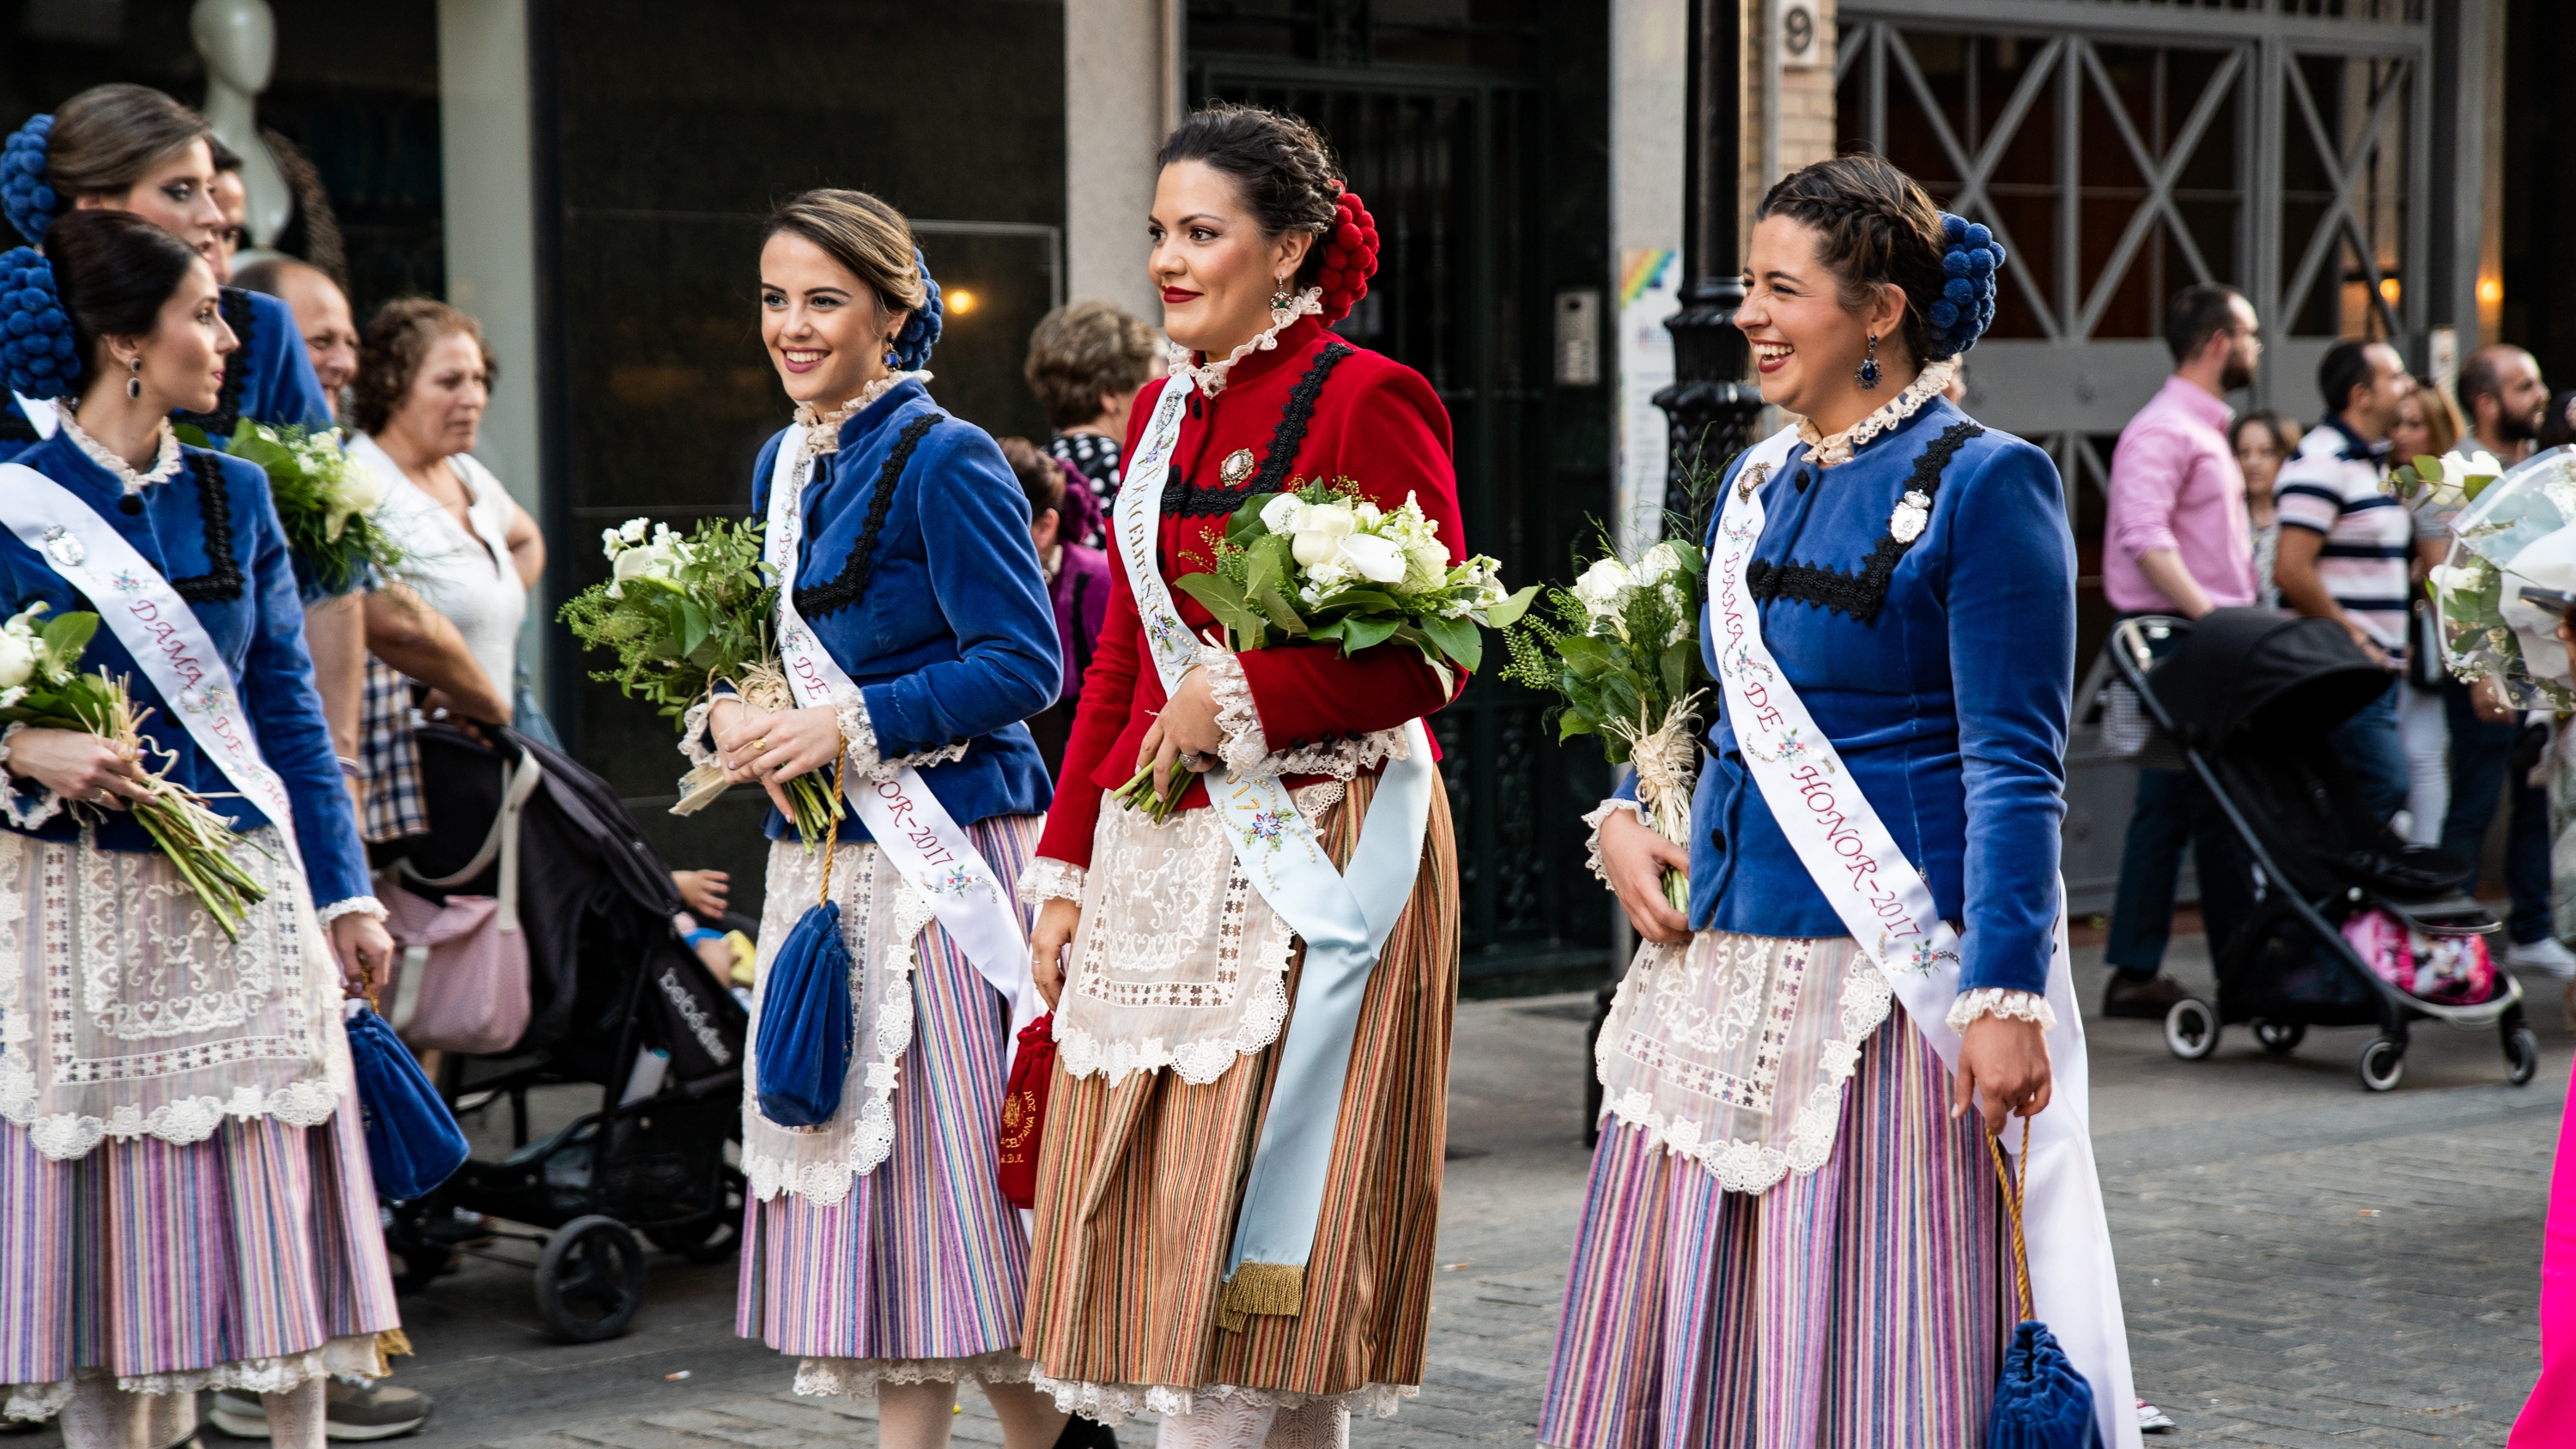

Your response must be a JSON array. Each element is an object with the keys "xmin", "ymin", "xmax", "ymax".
[
  {"xmin": 10, "ymin": 394, "xmax": 58, "ymax": 440},
  {"xmin": 0, "ymin": 461, "xmax": 301, "ymax": 871},
  {"xmin": 1712, "ymin": 427, "xmax": 2139, "ymax": 1449},
  {"xmin": 761, "ymin": 419, "xmax": 1039, "ymax": 1058},
  {"xmin": 1114, "ymin": 372, "xmax": 1438, "ymax": 1292}
]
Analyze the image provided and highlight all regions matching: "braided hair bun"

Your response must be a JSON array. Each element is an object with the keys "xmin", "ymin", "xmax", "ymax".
[
  {"xmin": 1158, "ymin": 103, "xmax": 1379, "ymax": 325},
  {"xmin": 1754, "ymin": 154, "xmax": 2003, "ymax": 364}
]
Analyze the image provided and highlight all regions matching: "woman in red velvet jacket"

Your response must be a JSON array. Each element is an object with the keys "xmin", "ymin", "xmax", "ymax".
[{"xmin": 1015, "ymin": 106, "xmax": 1466, "ymax": 1442}]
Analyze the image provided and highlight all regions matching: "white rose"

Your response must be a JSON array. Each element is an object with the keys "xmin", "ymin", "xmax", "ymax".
[
  {"xmin": 1260, "ymin": 494, "xmax": 1307, "ymax": 535},
  {"xmin": 2461, "ymin": 449, "xmax": 2504, "ymax": 479},
  {"xmin": 0, "ymin": 632, "xmax": 35, "ymax": 691},
  {"xmin": 1405, "ymin": 537, "xmax": 1449, "ymax": 586},
  {"xmin": 1290, "ymin": 504, "xmax": 1358, "ymax": 568},
  {"xmin": 612, "ymin": 540, "xmax": 678, "ymax": 591},
  {"xmin": 1633, "ymin": 542, "xmax": 1683, "ymax": 585},
  {"xmin": 601, "ymin": 527, "xmax": 625, "ymax": 558},
  {"xmin": 619, "ymin": 518, "xmax": 650, "ymax": 544},
  {"xmin": 1571, "ymin": 557, "xmax": 1632, "ymax": 615},
  {"xmin": 2427, "ymin": 563, "xmax": 2482, "ymax": 596},
  {"xmin": 1337, "ymin": 532, "xmax": 1409, "ymax": 585},
  {"xmin": 1352, "ymin": 500, "xmax": 1383, "ymax": 529},
  {"xmin": 336, "ymin": 460, "xmax": 386, "ymax": 517}
]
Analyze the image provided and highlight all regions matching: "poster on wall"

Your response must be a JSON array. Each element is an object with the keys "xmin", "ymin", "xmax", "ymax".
[{"xmin": 1615, "ymin": 246, "xmax": 1680, "ymax": 555}]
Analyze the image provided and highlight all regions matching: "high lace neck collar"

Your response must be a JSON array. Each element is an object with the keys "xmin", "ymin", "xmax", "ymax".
[
  {"xmin": 795, "ymin": 370, "xmax": 931, "ymax": 459},
  {"xmin": 1169, "ymin": 288, "xmax": 1325, "ymax": 397},
  {"xmin": 60, "ymin": 409, "xmax": 184, "ymax": 494},
  {"xmin": 1796, "ymin": 356, "xmax": 1959, "ymax": 470}
]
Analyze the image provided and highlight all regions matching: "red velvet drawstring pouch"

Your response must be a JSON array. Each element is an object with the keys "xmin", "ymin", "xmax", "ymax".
[{"xmin": 996, "ymin": 1013, "xmax": 1056, "ymax": 1208}]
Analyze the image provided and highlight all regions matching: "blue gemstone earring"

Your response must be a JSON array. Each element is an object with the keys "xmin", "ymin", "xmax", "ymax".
[{"xmin": 1856, "ymin": 333, "xmax": 1882, "ymax": 391}]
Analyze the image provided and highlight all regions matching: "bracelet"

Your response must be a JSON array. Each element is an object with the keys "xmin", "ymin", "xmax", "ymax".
[
  {"xmin": 683, "ymin": 927, "xmax": 725, "ymax": 948},
  {"xmin": 337, "ymin": 755, "xmax": 363, "ymax": 779}
]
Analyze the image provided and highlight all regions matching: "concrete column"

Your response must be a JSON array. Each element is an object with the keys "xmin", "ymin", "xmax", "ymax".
[
  {"xmin": 1065, "ymin": 0, "xmax": 1179, "ymax": 323},
  {"xmin": 1611, "ymin": 0, "xmax": 1687, "ymax": 549},
  {"xmin": 436, "ymin": 0, "xmax": 544, "ymax": 693}
]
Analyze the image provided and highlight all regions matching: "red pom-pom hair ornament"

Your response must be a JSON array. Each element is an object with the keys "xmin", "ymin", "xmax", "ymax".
[{"xmin": 1316, "ymin": 187, "xmax": 1379, "ymax": 325}]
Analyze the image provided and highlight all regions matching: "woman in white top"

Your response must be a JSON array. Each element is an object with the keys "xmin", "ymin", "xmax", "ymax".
[{"xmin": 345, "ymin": 299, "xmax": 542, "ymax": 696}]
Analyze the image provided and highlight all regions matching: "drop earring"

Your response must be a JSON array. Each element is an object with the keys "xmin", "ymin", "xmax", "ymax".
[
  {"xmin": 1856, "ymin": 333, "xmax": 1881, "ymax": 391},
  {"xmin": 125, "ymin": 355, "xmax": 142, "ymax": 401},
  {"xmin": 1269, "ymin": 281, "xmax": 1294, "ymax": 327}
]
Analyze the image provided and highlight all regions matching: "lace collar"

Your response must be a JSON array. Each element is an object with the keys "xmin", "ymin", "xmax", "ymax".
[
  {"xmin": 60, "ymin": 409, "xmax": 184, "ymax": 494},
  {"xmin": 795, "ymin": 370, "xmax": 932, "ymax": 460},
  {"xmin": 1168, "ymin": 288, "xmax": 1324, "ymax": 397},
  {"xmin": 1796, "ymin": 356, "xmax": 1959, "ymax": 470}
]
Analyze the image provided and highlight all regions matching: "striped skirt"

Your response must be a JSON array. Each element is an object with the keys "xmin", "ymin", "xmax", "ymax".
[
  {"xmin": 1539, "ymin": 1011, "xmax": 2010, "ymax": 1449},
  {"xmin": 735, "ymin": 814, "xmax": 1039, "ymax": 1394},
  {"xmin": 0, "ymin": 1090, "xmax": 401, "ymax": 1420},
  {"xmin": 1022, "ymin": 771, "xmax": 1459, "ymax": 1422}
]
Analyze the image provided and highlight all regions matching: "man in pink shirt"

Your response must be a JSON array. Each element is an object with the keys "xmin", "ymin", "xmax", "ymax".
[{"xmin": 2101, "ymin": 284, "xmax": 2265, "ymax": 1018}]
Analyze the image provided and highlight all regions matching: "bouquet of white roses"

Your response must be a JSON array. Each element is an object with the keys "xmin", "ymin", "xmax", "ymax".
[
  {"xmin": 2424, "ymin": 446, "xmax": 2576, "ymax": 709},
  {"xmin": 0, "ymin": 603, "xmax": 273, "ymax": 936},
  {"xmin": 177, "ymin": 421, "xmax": 399, "ymax": 597},
  {"xmin": 1115, "ymin": 477, "xmax": 1534, "ymax": 821},
  {"xmin": 559, "ymin": 517, "xmax": 844, "ymax": 845},
  {"xmin": 1501, "ymin": 537, "xmax": 1707, "ymax": 912}
]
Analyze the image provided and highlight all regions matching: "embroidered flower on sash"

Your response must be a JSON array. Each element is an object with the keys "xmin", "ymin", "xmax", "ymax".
[
  {"xmin": 1888, "ymin": 488, "xmax": 1932, "ymax": 544},
  {"xmin": 1239, "ymin": 808, "xmax": 1293, "ymax": 849},
  {"xmin": 1744, "ymin": 727, "xmax": 1833, "ymax": 773},
  {"xmin": 921, "ymin": 864, "xmax": 980, "ymax": 899},
  {"xmin": 1881, "ymin": 932, "xmax": 1960, "ymax": 977}
]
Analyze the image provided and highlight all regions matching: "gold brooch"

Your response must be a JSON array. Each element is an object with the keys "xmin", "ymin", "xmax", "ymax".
[
  {"xmin": 1219, "ymin": 448, "xmax": 1258, "ymax": 486},
  {"xmin": 1736, "ymin": 462, "xmax": 1771, "ymax": 501}
]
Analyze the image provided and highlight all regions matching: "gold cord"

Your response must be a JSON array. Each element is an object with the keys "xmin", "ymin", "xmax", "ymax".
[{"xmin": 1987, "ymin": 1113, "xmax": 2034, "ymax": 1325}]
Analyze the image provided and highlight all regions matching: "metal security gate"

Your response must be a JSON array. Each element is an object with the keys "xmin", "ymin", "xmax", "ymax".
[
  {"xmin": 1832, "ymin": 0, "xmax": 2444, "ymax": 912},
  {"xmin": 1195, "ymin": 39, "xmax": 1616, "ymax": 979}
]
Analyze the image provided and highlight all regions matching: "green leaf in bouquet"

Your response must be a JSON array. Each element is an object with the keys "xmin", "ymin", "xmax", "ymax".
[
  {"xmin": 1557, "ymin": 710, "xmax": 1599, "ymax": 743},
  {"xmin": 677, "ymin": 596, "xmax": 710, "ymax": 660},
  {"xmin": 1661, "ymin": 638, "xmax": 1692, "ymax": 703},
  {"xmin": 1227, "ymin": 494, "xmax": 1283, "ymax": 545},
  {"xmin": 1253, "ymin": 580, "xmax": 1308, "ymax": 636},
  {"xmin": 1598, "ymin": 672, "xmax": 1643, "ymax": 724},
  {"xmin": 1419, "ymin": 614, "xmax": 1482, "ymax": 672},
  {"xmin": 1483, "ymin": 584, "xmax": 1540, "ymax": 629},
  {"xmin": 1313, "ymin": 588, "xmax": 1402, "ymax": 615},
  {"xmin": 39, "ymin": 611, "xmax": 97, "ymax": 670},
  {"xmin": 1336, "ymin": 615, "xmax": 1401, "ymax": 653},
  {"xmin": 1553, "ymin": 634, "xmax": 1614, "ymax": 679},
  {"xmin": 173, "ymin": 424, "xmax": 214, "ymax": 449},
  {"xmin": 1176, "ymin": 572, "xmax": 1267, "ymax": 647}
]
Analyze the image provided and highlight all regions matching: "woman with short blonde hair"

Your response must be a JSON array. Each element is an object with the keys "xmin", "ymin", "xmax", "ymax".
[{"xmin": 1024, "ymin": 299, "xmax": 1160, "ymax": 545}]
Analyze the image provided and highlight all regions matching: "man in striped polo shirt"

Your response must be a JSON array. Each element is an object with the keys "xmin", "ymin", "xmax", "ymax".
[{"xmin": 2275, "ymin": 338, "xmax": 2417, "ymax": 823}]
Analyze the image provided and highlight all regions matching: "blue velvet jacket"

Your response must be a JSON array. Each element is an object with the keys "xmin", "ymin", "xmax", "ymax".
[
  {"xmin": 744, "ymin": 379, "xmax": 1060, "ymax": 844},
  {"xmin": 0, "ymin": 429, "xmax": 374, "ymax": 909},
  {"xmin": 1618, "ymin": 396, "xmax": 2075, "ymax": 997}
]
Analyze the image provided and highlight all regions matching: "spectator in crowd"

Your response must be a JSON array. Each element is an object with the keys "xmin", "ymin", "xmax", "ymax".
[
  {"xmin": 237, "ymin": 257, "xmax": 360, "ymax": 418},
  {"xmin": 999, "ymin": 436, "xmax": 1109, "ymax": 777},
  {"xmin": 208, "ymin": 138, "xmax": 246, "ymax": 277},
  {"xmin": 1024, "ymin": 298, "xmax": 1162, "ymax": 545},
  {"xmin": 2275, "ymin": 339, "xmax": 2415, "ymax": 823},
  {"xmin": 2233, "ymin": 410, "xmax": 2300, "ymax": 610},
  {"xmin": 2541, "ymin": 389, "xmax": 2576, "ymax": 452},
  {"xmin": 2099, "ymin": 283, "xmax": 2264, "ymax": 1017},
  {"xmin": 2442, "ymin": 347, "xmax": 2574, "ymax": 978},
  {"xmin": 2391, "ymin": 379, "xmax": 2466, "ymax": 846}
]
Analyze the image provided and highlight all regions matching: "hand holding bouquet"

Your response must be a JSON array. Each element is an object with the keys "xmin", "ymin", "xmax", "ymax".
[
  {"xmin": 177, "ymin": 421, "xmax": 400, "ymax": 597},
  {"xmin": 0, "ymin": 603, "xmax": 273, "ymax": 936},
  {"xmin": 1111, "ymin": 479, "xmax": 1534, "ymax": 821},
  {"xmin": 1501, "ymin": 538, "xmax": 1708, "ymax": 912},
  {"xmin": 558, "ymin": 518, "xmax": 844, "ymax": 845}
]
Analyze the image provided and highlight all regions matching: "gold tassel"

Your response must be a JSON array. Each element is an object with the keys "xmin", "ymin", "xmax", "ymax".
[
  {"xmin": 367, "ymin": 1328, "xmax": 415, "ymax": 1379},
  {"xmin": 1213, "ymin": 1262, "xmax": 1305, "ymax": 1334}
]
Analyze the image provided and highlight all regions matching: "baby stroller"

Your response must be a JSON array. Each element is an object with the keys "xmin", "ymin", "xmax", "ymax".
[
  {"xmin": 374, "ymin": 723, "xmax": 751, "ymax": 1341},
  {"xmin": 2108, "ymin": 609, "xmax": 2534, "ymax": 1093}
]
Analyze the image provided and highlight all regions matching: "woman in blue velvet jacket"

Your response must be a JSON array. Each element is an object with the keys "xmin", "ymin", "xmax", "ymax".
[
  {"xmin": 687, "ymin": 191, "xmax": 1069, "ymax": 1449},
  {"xmin": 1539, "ymin": 156, "xmax": 2133, "ymax": 1446},
  {"xmin": 0, "ymin": 211, "xmax": 399, "ymax": 1449}
]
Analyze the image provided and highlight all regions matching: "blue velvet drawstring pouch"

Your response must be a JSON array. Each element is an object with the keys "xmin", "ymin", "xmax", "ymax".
[
  {"xmin": 1985, "ymin": 1119, "xmax": 2104, "ymax": 1449},
  {"xmin": 345, "ymin": 1003, "xmax": 470, "ymax": 1201},
  {"xmin": 751, "ymin": 895, "xmax": 851, "ymax": 1128}
]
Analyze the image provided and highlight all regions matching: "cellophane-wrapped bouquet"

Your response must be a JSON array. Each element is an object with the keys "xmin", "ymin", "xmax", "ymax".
[
  {"xmin": 177, "ymin": 421, "xmax": 400, "ymax": 597},
  {"xmin": 1500, "ymin": 537, "xmax": 1708, "ymax": 912},
  {"xmin": 2423, "ymin": 446, "xmax": 2576, "ymax": 708},
  {"xmin": 0, "ymin": 603, "xmax": 272, "ymax": 935},
  {"xmin": 1117, "ymin": 478, "xmax": 1534, "ymax": 821},
  {"xmin": 558, "ymin": 517, "xmax": 843, "ymax": 844}
]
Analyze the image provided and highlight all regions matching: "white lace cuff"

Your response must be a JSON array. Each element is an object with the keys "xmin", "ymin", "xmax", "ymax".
[
  {"xmin": 678, "ymin": 697, "xmax": 720, "ymax": 768},
  {"xmin": 1944, "ymin": 987, "xmax": 2058, "ymax": 1033},
  {"xmin": 834, "ymin": 686, "xmax": 970, "ymax": 785},
  {"xmin": 0, "ymin": 723, "xmax": 64, "ymax": 830},
  {"xmin": 1202, "ymin": 642, "xmax": 1412, "ymax": 780},
  {"xmin": 314, "ymin": 894, "xmax": 389, "ymax": 927},
  {"xmin": 1018, "ymin": 857, "xmax": 1087, "ymax": 908},
  {"xmin": 1581, "ymin": 796, "xmax": 1643, "ymax": 886}
]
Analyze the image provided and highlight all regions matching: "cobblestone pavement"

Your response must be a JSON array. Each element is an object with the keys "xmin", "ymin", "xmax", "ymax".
[{"xmin": 32, "ymin": 938, "xmax": 2560, "ymax": 1449}]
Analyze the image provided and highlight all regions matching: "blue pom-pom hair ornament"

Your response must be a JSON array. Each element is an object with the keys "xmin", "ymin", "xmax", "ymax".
[
  {"xmin": 888, "ymin": 246, "xmax": 943, "ymax": 371},
  {"xmin": 0, "ymin": 246, "xmax": 79, "ymax": 400},
  {"xmin": 3, "ymin": 114, "xmax": 58, "ymax": 246},
  {"xmin": 1930, "ymin": 211, "xmax": 2007, "ymax": 361}
]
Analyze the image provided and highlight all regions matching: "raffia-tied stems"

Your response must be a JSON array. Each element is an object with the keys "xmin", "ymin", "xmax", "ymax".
[{"xmin": 1604, "ymin": 688, "xmax": 1703, "ymax": 913}]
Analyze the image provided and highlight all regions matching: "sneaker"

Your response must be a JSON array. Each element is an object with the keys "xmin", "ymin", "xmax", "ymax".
[
  {"xmin": 209, "ymin": 1382, "xmax": 433, "ymax": 1441},
  {"xmin": 2137, "ymin": 1397, "xmax": 2177, "ymax": 1433},
  {"xmin": 2102, "ymin": 972, "xmax": 2192, "ymax": 1019},
  {"xmin": 2506, "ymin": 937, "xmax": 2576, "ymax": 979}
]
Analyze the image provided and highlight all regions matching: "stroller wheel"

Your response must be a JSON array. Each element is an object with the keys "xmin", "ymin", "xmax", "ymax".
[
  {"xmin": 2506, "ymin": 1026, "xmax": 2541, "ymax": 1088},
  {"xmin": 535, "ymin": 1215, "xmax": 648, "ymax": 1343},
  {"xmin": 2163, "ymin": 997, "xmax": 2220, "ymax": 1060},
  {"xmin": 2252, "ymin": 1020, "xmax": 2306, "ymax": 1056},
  {"xmin": 2356, "ymin": 1037, "xmax": 2407, "ymax": 1093}
]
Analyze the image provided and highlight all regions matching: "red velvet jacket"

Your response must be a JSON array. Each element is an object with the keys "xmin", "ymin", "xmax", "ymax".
[{"xmin": 1034, "ymin": 317, "xmax": 1467, "ymax": 869}]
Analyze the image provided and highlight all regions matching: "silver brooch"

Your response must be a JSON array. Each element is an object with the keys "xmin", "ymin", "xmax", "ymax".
[
  {"xmin": 40, "ymin": 526, "xmax": 83, "ymax": 568},
  {"xmin": 1736, "ymin": 462, "xmax": 1771, "ymax": 502},
  {"xmin": 1219, "ymin": 449, "xmax": 1258, "ymax": 486},
  {"xmin": 1888, "ymin": 489, "xmax": 1931, "ymax": 544}
]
